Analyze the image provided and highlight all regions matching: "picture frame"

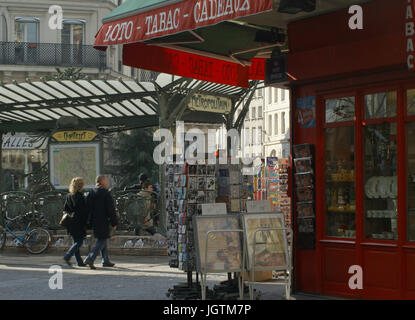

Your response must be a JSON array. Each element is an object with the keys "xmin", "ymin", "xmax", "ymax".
[
  {"xmin": 193, "ymin": 215, "xmax": 243, "ymax": 273},
  {"xmin": 241, "ymin": 213, "xmax": 289, "ymax": 271}
]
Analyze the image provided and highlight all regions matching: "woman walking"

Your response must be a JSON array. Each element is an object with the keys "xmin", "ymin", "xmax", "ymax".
[{"xmin": 63, "ymin": 177, "xmax": 88, "ymax": 267}]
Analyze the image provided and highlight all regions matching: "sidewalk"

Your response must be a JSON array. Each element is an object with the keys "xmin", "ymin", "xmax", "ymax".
[{"xmin": 0, "ymin": 253, "xmax": 337, "ymax": 300}]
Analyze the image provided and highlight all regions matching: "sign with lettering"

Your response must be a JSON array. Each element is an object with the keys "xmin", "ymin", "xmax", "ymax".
[
  {"xmin": 95, "ymin": 0, "xmax": 273, "ymax": 46},
  {"xmin": 201, "ymin": 203, "xmax": 227, "ymax": 215},
  {"xmin": 246, "ymin": 200, "xmax": 272, "ymax": 213},
  {"xmin": 406, "ymin": 0, "xmax": 415, "ymax": 70},
  {"xmin": 188, "ymin": 93, "xmax": 231, "ymax": 113},
  {"xmin": 265, "ymin": 56, "xmax": 287, "ymax": 85},
  {"xmin": 123, "ymin": 42, "xmax": 251, "ymax": 87},
  {"xmin": 2, "ymin": 134, "xmax": 47, "ymax": 150},
  {"xmin": 51, "ymin": 130, "xmax": 98, "ymax": 142}
]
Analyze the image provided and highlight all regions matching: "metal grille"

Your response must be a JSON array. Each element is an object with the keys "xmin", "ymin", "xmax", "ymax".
[{"xmin": 0, "ymin": 42, "xmax": 106, "ymax": 70}]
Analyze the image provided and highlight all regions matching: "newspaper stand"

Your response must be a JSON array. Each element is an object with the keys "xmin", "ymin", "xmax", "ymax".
[{"xmin": 200, "ymin": 228, "xmax": 246, "ymax": 300}]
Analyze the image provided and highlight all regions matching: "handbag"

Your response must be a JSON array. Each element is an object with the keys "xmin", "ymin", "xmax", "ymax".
[{"xmin": 59, "ymin": 211, "xmax": 75, "ymax": 227}]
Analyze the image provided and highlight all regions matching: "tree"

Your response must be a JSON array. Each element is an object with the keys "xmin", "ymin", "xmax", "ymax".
[
  {"xmin": 110, "ymin": 127, "xmax": 159, "ymax": 189},
  {"xmin": 45, "ymin": 67, "xmax": 89, "ymax": 81}
]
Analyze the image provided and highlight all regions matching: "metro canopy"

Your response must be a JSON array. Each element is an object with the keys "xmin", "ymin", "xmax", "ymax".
[
  {"xmin": 95, "ymin": 0, "xmax": 272, "ymax": 45},
  {"xmin": 94, "ymin": 0, "xmax": 272, "ymax": 87}
]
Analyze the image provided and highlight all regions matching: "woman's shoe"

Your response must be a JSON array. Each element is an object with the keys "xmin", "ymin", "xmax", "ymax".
[{"xmin": 77, "ymin": 263, "xmax": 87, "ymax": 267}]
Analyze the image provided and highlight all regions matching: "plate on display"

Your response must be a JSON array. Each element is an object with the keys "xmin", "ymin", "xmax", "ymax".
[
  {"xmin": 365, "ymin": 177, "xmax": 375, "ymax": 198},
  {"xmin": 391, "ymin": 176, "xmax": 398, "ymax": 198},
  {"xmin": 371, "ymin": 176, "xmax": 381, "ymax": 198},
  {"xmin": 378, "ymin": 177, "xmax": 389, "ymax": 198}
]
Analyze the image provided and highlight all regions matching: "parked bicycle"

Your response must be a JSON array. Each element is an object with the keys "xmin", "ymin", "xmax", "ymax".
[{"xmin": 0, "ymin": 212, "xmax": 51, "ymax": 254}]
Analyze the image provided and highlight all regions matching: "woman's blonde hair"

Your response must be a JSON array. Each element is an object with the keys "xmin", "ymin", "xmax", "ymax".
[{"xmin": 69, "ymin": 177, "xmax": 84, "ymax": 194}]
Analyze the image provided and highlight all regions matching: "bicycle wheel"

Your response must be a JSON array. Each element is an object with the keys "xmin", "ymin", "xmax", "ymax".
[
  {"xmin": 24, "ymin": 228, "xmax": 50, "ymax": 254},
  {"xmin": 0, "ymin": 228, "xmax": 6, "ymax": 250}
]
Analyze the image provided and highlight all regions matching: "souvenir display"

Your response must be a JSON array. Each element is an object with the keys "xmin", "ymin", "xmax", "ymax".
[
  {"xmin": 294, "ymin": 144, "xmax": 316, "ymax": 249},
  {"xmin": 193, "ymin": 215, "xmax": 243, "ymax": 273},
  {"xmin": 241, "ymin": 213, "xmax": 288, "ymax": 270}
]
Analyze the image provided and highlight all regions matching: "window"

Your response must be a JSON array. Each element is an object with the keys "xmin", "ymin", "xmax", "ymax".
[
  {"xmin": 365, "ymin": 91, "xmax": 397, "ymax": 119},
  {"xmin": 274, "ymin": 114, "xmax": 278, "ymax": 136},
  {"xmin": 62, "ymin": 20, "xmax": 85, "ymax": 65},
  {"xmin": 14, "ymin": 17, "xmax": 39, "ymax": 64},
  {"xmin": 1, "ymin": 15, "xmax": 7, "ymax": 42},
  {"xmin": 268, "ymin": 88, "xmax": 272, "ymax": 104},
  {"xmin": 258, "ymin": 126, "xmax": 263, "ymax": 144},
  {"xmin": 281, "ymin": 112, "xmax": 286, "ymax": 134},
  {"xmin": 268, "ymin": 115, "xmax": 272, "ymax": 135},
  {"xmin": 251, "ymin": 127, "xmax": 255, "ymax": 145},
  {"xmin": 251, "ymin": 107, "xmax": 256, "ymax": 119},
  {"xmin": 281, "ymin": 89, "xmax": 286, "ymax": 101},
  {"xmin": 274, "ymin": 88, "xmax": 278, "ymax": 103},
  {"xmin": 257, "ymin": 89, "xmax": 263, "ymax": 97},
  {"xmin": 326, "ymin": 97, "xmax": 355, "ymax": 123},
  {"xmin": 325, "ymin": 126, "xmax": 356, "ymax": 238},
  {"xmin": 406, "ymin": 90, "xmax": 415, "ymax": 239},
  {"xmin": 258, "ymin": 106, "xmax": 263, "ymax": 118}
]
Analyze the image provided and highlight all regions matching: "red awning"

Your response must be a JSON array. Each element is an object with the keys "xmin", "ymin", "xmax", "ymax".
[
  {"xmin": 94, "ymin": 0, "xmax": 272, "ymax": 87},
  {"xmin": 95, "ymin": 0, "xmax": 273, "ymax": 46}
]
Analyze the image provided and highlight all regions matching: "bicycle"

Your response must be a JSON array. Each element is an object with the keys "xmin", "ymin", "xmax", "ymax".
[{"xmin": 0, "ymin": 212, "xmax": 51, "ymax": 254}]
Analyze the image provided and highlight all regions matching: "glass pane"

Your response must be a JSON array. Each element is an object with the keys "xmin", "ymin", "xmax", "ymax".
[
  {"xmin": 365, "ymin": 91, "xmax": 397, "ymax": 119},
  {"xmin": 407, "ymin": 123, "xmax": 415, "ymax": 240},
  {"xmin": 14, "ymin": 22, "xmax": 24, "ymax": 42},
  {"xmin": 364, "ymin": 123, "xmax": 397, "ymax": 240},
  {"xmin": 26, "ymin": 22, "xmax": 37, "ymax": 43},
  {"xmin": 325, "ymin": 126, "xmax": 356, "ymax": 238},
  {"xmin": 325, "ymin": 97, "xmax": 355, "ymax": 123},
  {"xmin": 407, "ymin": 89, "xmax": 415, "ymax": 115}
]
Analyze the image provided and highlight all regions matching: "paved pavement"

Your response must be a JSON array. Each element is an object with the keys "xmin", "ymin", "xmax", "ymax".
[{"xmin": 0, "ymin": 252, "xmax": 331, "ymax": 300}]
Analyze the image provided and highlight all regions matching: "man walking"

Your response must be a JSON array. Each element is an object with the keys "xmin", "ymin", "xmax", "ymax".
[{"xmin": 84, "ymin": 175, "xmax": 118, "ymax": 269}]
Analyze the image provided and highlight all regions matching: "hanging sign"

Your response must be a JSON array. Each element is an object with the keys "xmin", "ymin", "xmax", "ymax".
[
  {"xmin": 188, "ymin": 93, "xmax": 232, "ymax": 114},
  {"xmin": 51, "ymin": 130, "xmax": 98, "ymax": 142},
  {"xmin": 2, "ymin": 134, "xmax": 46, "ymax": 150},
  {"xmin": 95, "ymin": 0, "xmax": 273, "ymax": 46},
  {"xmin": 406, "ymin": 0, "xmax": 415, "ymax": 70}
]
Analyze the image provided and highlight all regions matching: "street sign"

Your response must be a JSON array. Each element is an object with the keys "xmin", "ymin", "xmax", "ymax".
[{"xmin": 51, "ymin": 130, "xmax": 98, "ymax": 142}]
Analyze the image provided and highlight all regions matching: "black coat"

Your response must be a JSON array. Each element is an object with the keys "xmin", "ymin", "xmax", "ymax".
[
  {"xmin": 63, "ymin": 192, "xmax": 88, "ymax": 239},
  {"xmin": 86, "ymin": 186, "xmax": 118, "ymax": 239}
]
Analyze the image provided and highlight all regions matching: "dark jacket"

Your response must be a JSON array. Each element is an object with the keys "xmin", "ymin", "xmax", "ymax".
[
  {"xmin": 86, "ymin": 186, "xmax": 118, "ymax": 239},
  {"xmin": 63, "ymin": 192, "xmax": 88, "ymax": 239}
]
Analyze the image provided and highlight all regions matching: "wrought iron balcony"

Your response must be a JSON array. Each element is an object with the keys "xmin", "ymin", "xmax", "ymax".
[{"xmin": 0, "ymin": 42, "xmax": 106, "ymax": 70}]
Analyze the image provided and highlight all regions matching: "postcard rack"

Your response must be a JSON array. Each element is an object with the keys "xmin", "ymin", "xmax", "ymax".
[
  {"xmin": 199, "ymin": 228, "xmax": 246, "ymax": 300},
  {"xmin": 245, "ymin": 226, "xmax": 293, "ymax": 300}
]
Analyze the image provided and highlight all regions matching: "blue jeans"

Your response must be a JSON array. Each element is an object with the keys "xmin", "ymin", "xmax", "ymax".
[
  {"xmin": 85, "ymin": 238, "xmax": 110, "ymax": 264},
  {"xmin": 64, "ymin": 237, "xmax": 84, "ymax": 265}
]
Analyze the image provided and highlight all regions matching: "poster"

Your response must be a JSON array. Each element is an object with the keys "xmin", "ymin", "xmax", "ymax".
[
  {"xmin": 193, "ymin": 215, "xmax": 243, "ymax": 273},
  {"xmin": 242, "ymin": 213, "xmax": 288, "ymax": 270},
  {"xmin": 296, "ymin": 96, "xmax": 316, "ymax": 128}
]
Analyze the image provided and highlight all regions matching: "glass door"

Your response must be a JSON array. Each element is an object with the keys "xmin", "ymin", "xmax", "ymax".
[
  {"xmin": 14, "ymin": 18, "xmax": 38, "ymax": 64},
  {"xmin": 61, "ymin": 21, "xmax": 84, "ymax": 65}
]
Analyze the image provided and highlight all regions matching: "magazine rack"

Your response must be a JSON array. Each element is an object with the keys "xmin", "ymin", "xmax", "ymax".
[
  {"xmin": 246, "ymin": 226, "xmax": 293, "ymax": 300},
  {"xmin": 200, "ymin": 229, "xmax": 246, "ymax": 300}
]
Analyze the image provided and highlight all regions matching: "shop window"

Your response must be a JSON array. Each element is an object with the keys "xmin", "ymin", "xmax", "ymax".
[
  {"xmin": 407, "ymin": 122, "xmax": 415, "ymax": 240},
  {"xmin": 363, "ymin": 122, "xmax": 397, "ymax": 240},
  {"xmin": 325, "ymin": 126, "xmax": 356, "ymax": 238},
  {"xmin": 364, "ymin": 91, "xmax": 397, "ymax": 119},
  {"xmin": 325, "ymin": 97, "xmax": 355, "ymax": 123},
  {"xmin": 407, "ymin": 89, "xmax": 415, "ymax": 115}
]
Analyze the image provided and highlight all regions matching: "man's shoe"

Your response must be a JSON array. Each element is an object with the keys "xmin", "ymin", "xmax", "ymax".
[
  {"xmin": 77, "ymin": 263, "xmax": 87, "ymax": 267},
  {"xmin": 63, "ymin": 257, "xmax": 72, "ymax": 266},
  {"xmin": 102, "ymin": 262, "xmax": 115, "ymax": 267},
  {"xmin": 84, "ymin": 260, "xmax": 96, "ymax": 270}
]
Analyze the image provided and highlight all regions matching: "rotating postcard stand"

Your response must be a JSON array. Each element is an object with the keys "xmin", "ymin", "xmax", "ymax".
[
  {"xmin": 193, "ymin": 214, "xmax": 246, "ymax": 300},
  {"xmin": 241, "ymin": 213, "xmax": 293, "ymax": 300}
]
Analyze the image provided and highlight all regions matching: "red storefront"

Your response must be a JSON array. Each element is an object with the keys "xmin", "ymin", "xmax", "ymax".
[{"xmin": 287, "ymin": 0, "xmax": 415, "ymax": 299}]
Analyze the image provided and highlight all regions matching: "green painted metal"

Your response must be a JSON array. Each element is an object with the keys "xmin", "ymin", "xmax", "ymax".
[{"xmin": 103, "ymin": 0, "xmax": 182, "ymax": 23}]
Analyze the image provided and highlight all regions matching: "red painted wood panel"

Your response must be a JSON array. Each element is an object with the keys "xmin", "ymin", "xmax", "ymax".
[
  {"xmin": 362, "ymin": 249, "xmax": 399, "ymax": 290},
  {"xmin": 294, "ymin": 249, "xmax": 317, "ymax": 293},
  {"xmin": 322, "ymin": 246, "xmax": 356, "ymax": 284},
  {"xmin": 404, "ymin": 249, "xmax": 415, "ymax": 292}
]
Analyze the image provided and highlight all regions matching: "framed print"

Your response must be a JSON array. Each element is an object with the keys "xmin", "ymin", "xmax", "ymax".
[
  {"xmin": 193, "ymin": 215, "xmax": 243, "ymax": 273},
  {"xmin": 296, "ymin": 187, "xmax": 314, "ymax": 201},
  {"xmin": 242, "ymin": 213, "xmax": 289, "ymax": 271},
  {"xmin": 293, "ymin": 144, "xmax": 313, "ymax": 158},
  {"xmin": 294, "ymin": 158, "xmax": 313, "ymax": 173},
  {"xmin": 295, "ymin": 172, "xmax": 313, "ymax": 188}
]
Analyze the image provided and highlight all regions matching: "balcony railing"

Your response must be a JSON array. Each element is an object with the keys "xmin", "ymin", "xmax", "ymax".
[{"xmin": 0, "ymin": 42, "xmax": 106, "ymax": 70}]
